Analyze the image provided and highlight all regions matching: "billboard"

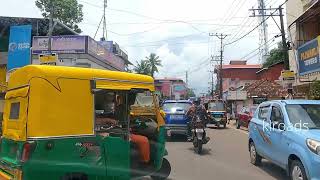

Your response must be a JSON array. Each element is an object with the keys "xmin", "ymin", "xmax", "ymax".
[
  {"xmin": 32, "ymin": 35, "xmax": 86, "ymax": 54},
  {"xmin": 7, "ymin": 25, "xmax": 32, "ymax": 71},
  {"xmin": 227, "ymin": 91, "xmax": 247, "ymax": 100},
  {"xmin": 297, "ymin": 36, "xmax": 320, "ymax": 75},
  {"xmin": 88, "ymin": 37, "xmax": 125, "ymax": 70}
]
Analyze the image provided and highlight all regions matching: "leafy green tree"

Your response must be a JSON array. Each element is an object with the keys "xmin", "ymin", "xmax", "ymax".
[
  {"xmin": 310, "ymin": 80, "xmax": 320, "ymax": 100},
  {"xmin": 187, "ymin": 88, "xmax": 196, "ymax": 98},
  {"xmin": 35, "ymin": 0, "xmax": 84, "ymax": 33},
  {"xmin": 144, "ymin": 53, "xmax": 162, "ymax": 77},
  {"xmin": 133, "ymin": 60, "xmax": 151, "ymax": 75},
  {"xmin": 263, "ymin": 42, "xmax": 288, "ymax": 68}
]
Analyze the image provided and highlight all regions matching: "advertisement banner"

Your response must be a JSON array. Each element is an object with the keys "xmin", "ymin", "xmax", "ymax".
[
  {"xmin": 7, "ymin": 25, "xmax": 32, "ymax": 71},
  {"xmin": 32, "ymin": 35, "xmax": 86, "ymax": 54},
  {"xmin": 88, "ymin": 37, "xmax": 125, "ymax": 71},
  {"xmin": 297, "ymin": 36, "xmax": 320, "ymax": 75},
  {"xmin": 173, "ymin": 84, "xmax": 186, "ymax": 93}
]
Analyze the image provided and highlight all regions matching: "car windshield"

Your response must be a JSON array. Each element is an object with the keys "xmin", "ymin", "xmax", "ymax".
[
  {"xmin": 208, "ymin": 102, "xmax": 224, "ymax": 111},
  {"xmin": 163, "ymin": 102, "xmax": 191, "ymax": 112},
  {"xmin": 286, "ymin": 104, "xmax": 320, "ymax": 129}
]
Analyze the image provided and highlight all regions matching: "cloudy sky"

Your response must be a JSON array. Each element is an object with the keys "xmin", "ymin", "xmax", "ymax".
[{"xmin": 0, "ymin": 0, "xmax": 286, "ymax": 95}]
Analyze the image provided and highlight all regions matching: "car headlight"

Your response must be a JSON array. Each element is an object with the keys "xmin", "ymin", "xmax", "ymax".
[{"xmin": 306, "ymin": 139, "xmax": 320, "ymax": 155}]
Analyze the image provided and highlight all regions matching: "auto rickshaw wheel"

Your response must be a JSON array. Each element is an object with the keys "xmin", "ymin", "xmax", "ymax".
[{"xmin": 151, "ymin": 158, "xmax": 171, "ymax": 180}]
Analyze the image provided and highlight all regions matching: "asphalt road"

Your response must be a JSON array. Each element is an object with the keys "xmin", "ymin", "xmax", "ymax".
[{"xmin": 163, "ymin": 124, "xmax": 289, "ymax": 180}]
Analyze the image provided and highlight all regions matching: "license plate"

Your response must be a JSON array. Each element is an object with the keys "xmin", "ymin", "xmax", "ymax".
[
  {"xmin": 167, "ymin": 130, "xmax": 171, "ymax": 136},
  {"xmin": 195, "ymin": 129, "xmax": 204, "ymax": 133},
  {"xmin": 170, "ymin": 115, "xmax": 183, "ymax": 120}
]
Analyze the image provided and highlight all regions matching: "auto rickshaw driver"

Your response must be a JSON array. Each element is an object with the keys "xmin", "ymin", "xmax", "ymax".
[{"xmin": 96, "ymin": 93, "xmax": 151, "ymax": 163}]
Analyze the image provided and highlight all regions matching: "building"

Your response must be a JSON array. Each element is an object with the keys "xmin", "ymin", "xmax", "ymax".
[
  {"xmin": 256, "ymin": 61, "xmax": 284, "ymax": 81},
  {"xmin": 0, "ymin": 16, "xmax": 131, "ymax": 72},
  {"xmin": 286, "ymin": 0, "xmax": 320, "ymax": 93},
  {"xmin": 155, "ymin": 78, "xmax": 188, "ymax": 100},
  {"xmin": 215, "ymin": 61, "xmax": 261, "ymax": 114},
  {"xmin": 218, "ymin": 61, "xmax": 291, "ymax": 115}
]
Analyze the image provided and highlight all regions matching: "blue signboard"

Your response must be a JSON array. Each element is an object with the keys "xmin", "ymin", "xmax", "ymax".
[
  {"xmin": 7, "ymin": 25, "xmax": 32, "ymax": 71},
  {"xmin": 297, "ymin": 37, "xmax": 320, "ymax": 75}
]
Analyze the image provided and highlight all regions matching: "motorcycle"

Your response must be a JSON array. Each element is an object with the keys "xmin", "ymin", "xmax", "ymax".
[{"xmin": 191, "ymin": 114, "xmax": 210, "ymax": 154}]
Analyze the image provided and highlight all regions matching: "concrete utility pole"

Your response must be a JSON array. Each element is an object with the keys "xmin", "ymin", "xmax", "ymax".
[
  {"xmin": 215, "ymin": 34, "xmax": 228, "ymax": 99},
  {"xmin": 185, "ymin": 71, "xmax": 188, "ymax": 87},
  {"xmin": 48, "ymin": 0, "xmax": 54, "ymax": 53},
  {"xmin": 249, "ymin": 5, "xmax": 289, "ymax": 70}
]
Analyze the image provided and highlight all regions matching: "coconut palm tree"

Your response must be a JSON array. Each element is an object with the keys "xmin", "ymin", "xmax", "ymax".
[
  {"xmin": 133, "ymin": 60, "xmax": 150, "ymax": 75},
  {"xmin": 144, "ymin": 53, "xmax": 162, "ymax": 78}
]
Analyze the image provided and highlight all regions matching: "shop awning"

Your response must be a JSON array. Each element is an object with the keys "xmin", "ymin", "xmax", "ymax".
[{"xmin": 289, "ymin": 1, "xmax": 320, "ymax": 28}]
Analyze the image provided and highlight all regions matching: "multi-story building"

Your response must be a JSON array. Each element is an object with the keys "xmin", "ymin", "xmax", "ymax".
[
  {"xmin": 155, "ymin": 78, "xmax": 188, "ymax": 100},
  {"xmin": 0, "ymin": 16, "xmax": 131, "ymax": 72},
  {"xmin": 286, "ymin": 0, "xmax": 320, "ymax": 93}
]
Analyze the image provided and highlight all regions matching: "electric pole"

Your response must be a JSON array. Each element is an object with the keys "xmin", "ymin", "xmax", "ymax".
[
  {"xmin": 102, "ymin": 0, "xmax": 108, "ymax": 41},
  {"xmin": 215, "ymin": 33, "xmax": 228, "ymax": 99},
  {"xmin": 185, "ymin": 71, "xmax": 188, "ymax": 87},
  {"xmin": 279, "ymin": 6, "xmax": 289, "ymax": 70},
  {"xmin": 249, "ymin": 5, "xmax": 289, "ymax": 70},
  {"xmin": 48, "ymin": 0, "xmax": 54, "ymax": 53}
]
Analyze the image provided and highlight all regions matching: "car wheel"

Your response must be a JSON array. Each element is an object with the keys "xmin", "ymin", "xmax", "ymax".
[
  {"xmin": 236, "ymin": 120, "xmax": 240, "ymax": 129},
  {"xmin": 249, "ymin": 142, "xmax": 262, "ymax": 166},
  {"xmin": 290, "ymin": 160, "xmax": 307, "ymax": 180}
]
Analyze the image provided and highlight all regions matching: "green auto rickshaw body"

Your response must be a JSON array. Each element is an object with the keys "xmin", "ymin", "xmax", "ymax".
[{"xmin": 0, "ymin": 65, "xmax": 169, "ymax": 180}]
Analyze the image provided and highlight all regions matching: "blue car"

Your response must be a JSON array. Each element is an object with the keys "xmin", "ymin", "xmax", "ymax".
[
  {"xmin": 249, "ymin": 100, "xmax": 320, "ymax": 180},
  {"xmin": 162, "ymin": 100, "xmax": 192, "ymax": 138}
]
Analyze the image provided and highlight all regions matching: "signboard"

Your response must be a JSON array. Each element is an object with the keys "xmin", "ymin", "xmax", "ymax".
[
  {"xmin": 173, "ymin": 84, "xmax": 186, "ymax": 92},
  {"xmin": 88, "ymin": 37, "xmax": 125, "ymax": 71},
  {"xmin": 32, "ymin": 35, "xmax": 86, "ymax": 54},
  {"xmin": 281, "ymin": 70, "xmax": 295, "ymax": 81},
  {"xmin": 297, "ymin": 36, "xmax": 320, "ymax": 75},
  {"xmin": 39, "ymin": 53, "xmax": 58, "ymax": 64},
  {"xmin": 7, "ymin": 25, "xmax": 32, "ymax": 71},
  {"xmin": 227, "ymin": 91, "xmax": 247, "ymax": 100}
]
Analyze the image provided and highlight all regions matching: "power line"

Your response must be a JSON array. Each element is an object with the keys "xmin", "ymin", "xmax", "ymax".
[
  {"xmin": 240, "ymin": 35, "xmax": 279, "ymax": 59},
  {"xmin": 225, "ymin": 0, "xmax": 289, "ymax": 46}
]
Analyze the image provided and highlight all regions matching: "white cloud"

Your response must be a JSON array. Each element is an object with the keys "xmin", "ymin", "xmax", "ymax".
[{"xmin": 1, "ymin": 0, "xmax": 284, "ymax": 95}]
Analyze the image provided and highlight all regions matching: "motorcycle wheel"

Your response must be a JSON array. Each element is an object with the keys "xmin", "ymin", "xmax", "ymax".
[
  {"xmin": 193, "ymin": 138, "xmax": 198, "ymax": 148},
  {"xmin": 196, "ymin": 140, "xmax": 202, "ymax": 154}
]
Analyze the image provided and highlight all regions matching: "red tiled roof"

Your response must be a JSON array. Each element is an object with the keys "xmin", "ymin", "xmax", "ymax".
[
  {"xmin": 244, "ymin": 80, "xmax": 306, "ymax": 98},
  {"xmin": 221, "ymin": 64, "xmax": 261, "ymax": 69}
]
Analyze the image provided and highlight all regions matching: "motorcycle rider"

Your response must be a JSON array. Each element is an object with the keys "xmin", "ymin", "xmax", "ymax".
[{"xmin": 186, "ymin": 99, "xmax": 211, "ymax": 141}]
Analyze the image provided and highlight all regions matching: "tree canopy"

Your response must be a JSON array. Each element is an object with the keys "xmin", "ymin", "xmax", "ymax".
[
  {"xmin": 262, "ymin": 42, "xmax": 288, "ymax": 68},
  {"xmin": 35, "ymin": 0, "xmax": 84, "ymax": 33},
  {"xmin": 134, "ymin": 53, "xmax": 162, "ymax": 77}
]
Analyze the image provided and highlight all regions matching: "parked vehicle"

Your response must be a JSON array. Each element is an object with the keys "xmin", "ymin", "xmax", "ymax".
[
  {"xmin": 236, "ymin": 106, "xmax": 256, "ymax": 129},
  {"xmin": 206, "ymin": 100, "xmax": 227, "ymax": 128},
  {"xmin": 191, "ymin": 114, "xmax": 210, "ymax": 154},
  {"xmin": 248, "ymin": 100, "xmax": 320, "ymax": 180},
  {"xmin": 0, "ymin": 65, "xmax": 170, "ymax": 180},
  {"xmin": 162, "ymin": 100, "xmax": 192, "ymax": 138}
]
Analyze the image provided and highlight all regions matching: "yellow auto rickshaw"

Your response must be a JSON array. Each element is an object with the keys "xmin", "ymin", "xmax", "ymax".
[{"xmin": 0, "ymin": 65, "xmax": 170, "ymax": 180}]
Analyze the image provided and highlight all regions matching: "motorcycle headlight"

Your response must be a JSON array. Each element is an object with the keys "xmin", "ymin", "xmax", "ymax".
[{"xmin": 306, "ymin": 139, "xmax": 320, "ymax": 155}]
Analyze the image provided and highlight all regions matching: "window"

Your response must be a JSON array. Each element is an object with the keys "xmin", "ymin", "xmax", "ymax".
[
  {"xmin": 9, "ymin": 102, "xmax": 20, "ymax": 120},
  {"xmin": 270, "ymin": 106, "xmax": 284, "ymax": 123},
  {"xmin": 258, "ymin": 106, "xmax": 269, "ymax": 121}
]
